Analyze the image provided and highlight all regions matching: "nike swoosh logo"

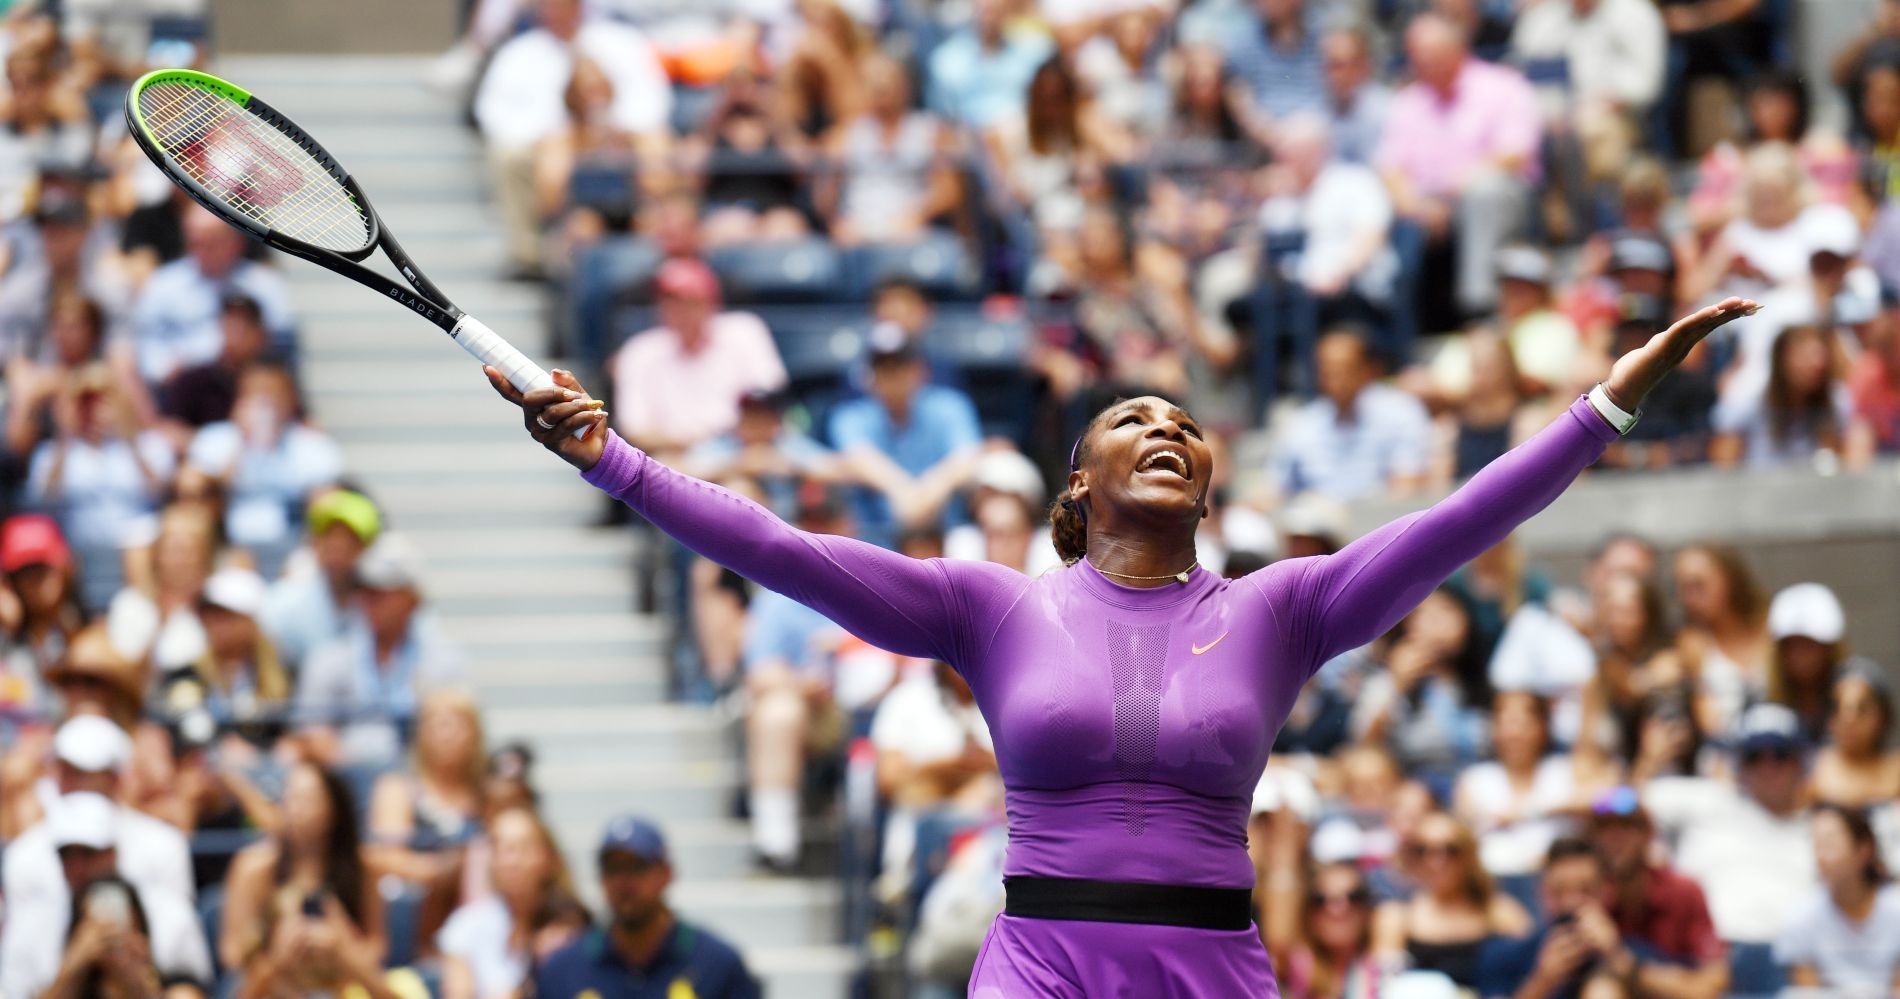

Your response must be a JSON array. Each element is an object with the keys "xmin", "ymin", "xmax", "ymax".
[{"xmin": 1191, "ymin": 631, "xmax": 1229, "ymax": 655}]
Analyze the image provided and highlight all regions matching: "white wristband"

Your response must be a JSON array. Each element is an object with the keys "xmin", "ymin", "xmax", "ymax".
[{"xmin": 1588, "ymin": 383, "xmax": 1641, "ymax": 436}]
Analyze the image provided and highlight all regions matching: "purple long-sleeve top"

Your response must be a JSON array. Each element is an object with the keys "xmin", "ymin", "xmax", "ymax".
[{"xmin": 583, "ymin": 397, "xmax": 1618, "ymax": 889}]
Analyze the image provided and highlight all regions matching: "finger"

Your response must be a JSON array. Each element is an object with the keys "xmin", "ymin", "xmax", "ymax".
[
  {"xmin": 522, "ymin": 384, "xmax": 581, "ymax": 410},
  {"xmin": 535, "ymin": 398, "xmax": 602, "ymax": 427},
  {"xmin": 551, "ymin": 368, "xmax": 587, "ymax": 394},
  {"xmin": 553, "ymin": 409, "xmax": 608, "ymax": 440},
  {"xmin": 483, "ymin": 366, "xmax": 527, "ymax": 405}
]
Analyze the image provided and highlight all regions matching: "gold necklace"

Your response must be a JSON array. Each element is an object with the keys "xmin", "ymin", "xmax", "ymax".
[{"xmin": 1091, "ymin": 560, "xmax": 1198, "ymax": 584}]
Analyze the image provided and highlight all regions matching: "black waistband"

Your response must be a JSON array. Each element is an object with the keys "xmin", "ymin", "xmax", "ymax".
[{"xmin": 1003, "ymin": 876, "xmax": 1254, "ymax": 931}]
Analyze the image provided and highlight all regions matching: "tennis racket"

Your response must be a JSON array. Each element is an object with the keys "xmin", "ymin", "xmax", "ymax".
[{"xmin": 123, "ymin": 68, "xmax": 580, "ymax": 427}]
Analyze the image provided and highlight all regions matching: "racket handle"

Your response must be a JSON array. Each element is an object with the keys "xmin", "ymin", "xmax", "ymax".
[{"xmin": 452, "ymin": 314, "xmax": 591, "ymax": 440}]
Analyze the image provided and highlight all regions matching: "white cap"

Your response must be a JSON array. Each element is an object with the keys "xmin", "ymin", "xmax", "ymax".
[
  {"xmin": 356, "ymin": 534, "xmax": 425, "ymax": 591},
  {"xmin": 54, "ymin": 715, "xmax": 131, "ymax": 773},
  {"xmin": 1768, "ymin": 582, "xmax": 1845, "ymax": 643},
  {"xmin": 1802, "ymin": 204, "xmax": 1861, "ymax": 258},
  {"xmin": 1250, "ymin": 766, "xmax": 1319, "ymax": 820},
  {"xmin": 1277, "ymin": 493, "xmax": 1349, "ymax": 544},
  {"xmin": 971, "ymin": 449, "xmax": 1045, "ymax": 505},
  {"xmin": 1309, "ymin": 818, "xmax": 1368, "ymax": 864},
  {"xmin": 202, "ymin": 566, "xmax": 267, "ymax": 617},
  {"xmin": 50, "ymin": 791, "xmax": 118, "ymax": 851}
]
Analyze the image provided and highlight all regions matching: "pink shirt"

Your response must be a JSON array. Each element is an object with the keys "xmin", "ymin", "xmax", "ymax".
[
  {"xmin": 1376, "ymin": 58, "xmax": 1542, "ymax": 197},
  {"xmin": 608, "ymin": 311, "xmax": 788, "ymax": 448}
]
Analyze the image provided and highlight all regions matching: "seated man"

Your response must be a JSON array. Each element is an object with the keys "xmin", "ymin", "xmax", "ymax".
[
  {"xmin": 828, "ymin": 324, "xmax": 983, "ymax": 550},
  {"xmin": 1585, "ymin": 788, "xmax": 1731, "ymax": 997},
  {"xmin": 127, "ymin": 206, "xmax": 294, "ymax": 390},
  {"xmin": 1266, "ymin": 330, "xmax": 1431, "ymax": 503}
]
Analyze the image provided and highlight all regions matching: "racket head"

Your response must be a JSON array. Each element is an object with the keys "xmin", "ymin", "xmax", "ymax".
[{"xmin": 125, "ymin": 69, "xmax": 379, "ymax": 261}]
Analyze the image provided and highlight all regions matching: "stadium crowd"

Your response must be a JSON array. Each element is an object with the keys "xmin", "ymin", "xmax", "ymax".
[{"xmin": 0, "ymin": 0, "xmax": 1895, "ymax": 997}]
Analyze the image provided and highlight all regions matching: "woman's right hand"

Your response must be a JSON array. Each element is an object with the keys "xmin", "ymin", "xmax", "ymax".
[{"xmin": 483, "ymin": 366, "xmax": 609, "ymax": 472}]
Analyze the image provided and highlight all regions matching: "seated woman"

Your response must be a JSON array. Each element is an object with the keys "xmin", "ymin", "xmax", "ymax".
[
  {"xmin": 1371, "ymin": 811, "xmax": 1532, "ymax": 988},
  {"xmin": 1577, "ymin": 570, "xmax": 1670, "ymax": 764},
  {"xmin": 1430, "ymin": 331, "xmax": 1541, "ymax": 488},
  {"xmin": 220, "ymin": 761, "xmax": 387, "ymax": 998},
  {"xmin": 1711, "ymin": 323, "xmax": 1876, "ymax": 471},
  {"xmin": 1351, "ymin": 591, "xmax": 1490, "ymax": 791},
  {"xmin": 0, "ymin": 513, "xmax": 83, "ymax": 720},
  {"xmin": 1453, "ymin": 691, "xmax": 1577, "ymax": 877},
  {"xmin": 531, "ymin": 58, "xmax": 670, "ymax": 270},
  {"xmin": 185, "ymin": 364, "xmax": 343, "ymax": 555},
  {"xmin": 25, "ymin": 361, "xmax": 174, "ymax": 552},
  {"xmin": 1773, "ymin": 803, "xmax": 1900, "ymax": 992},
  {"xmin": 437, "ymin": 806, "xmax": 586, "ymax": 999},
  {"xmin": 367, "ymin": 689, "xmax": 488, "ymax": 949},
  {"xmin": 817, "ymin": 54, "xmax": 960, "ymax": 248},
  {"xmin": 1811, "ymin": 661, "xmax": 1900, "ymax": 808},
  {"xmin": 1276, "ymin": 861, "xmax": 1381, "ymax": 999},
  {"xmin": 5, "ymin": 295, "xmax": 111, "ymax": 458},
  {"xmin": 1765, "ymin": 582, "xmax": 1849, "ymax": 739},
  {"xmin": 692, "ymin": 65, "xmax": 811, "ymax": 249}
]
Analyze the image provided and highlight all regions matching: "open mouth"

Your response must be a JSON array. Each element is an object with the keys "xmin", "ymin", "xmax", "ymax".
[{"xmin": 1136, "ymin": 447, "xmax": 1191, "ymax": 481}]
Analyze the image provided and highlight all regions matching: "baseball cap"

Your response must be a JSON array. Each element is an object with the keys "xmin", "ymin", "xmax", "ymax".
[
  {"xmin": 1614, "ymin": 293, "xmax": 1670, "ymax": 333},
  {"xmin": 1736, "ymin": 702, "xmax": 1806, "ymax": 756},
  {"xmin": 356, "ymin": 534, "xmax": 424, "ymax": 591},
  {"xmin": 654, "ymin": 258, "xmax": 721, "ymax": 302},
  {"xmin": 1589, "ymin": 785, "xmax": 1649, "ymax": 824},
  {"xmin": 201, "ymin": 567, "xmax": 268, "ymax": 618},
  {"xmin": 1, "ymin": 514, "xmax": 71, "ymax": 573},
  {"xmin": 1495, "ymin": 246, "xmax": 1552, "ymax": 286},
  {"xmin": 51, "ymin": 792, "xmax": 118, "ymax": 851},
  {"xmin": 1277, "ymin": 493, "xmax": 1349, "ymax": 546},
  {"xmin": 54, "ymin": 715, "xmax": 132, "ymax": 773},
  {"xmin": 1767, "ymin": 582, "xmax": 1845, "ymax": 643},
  {"xmin": 1607, "ymin": 234, "xmax": 1674, "ymax": 275},
  {"xmin": 865, "ymin": 321, "xmax": 921, "ymax": 364},
  {"xmin": 971, "ymin": 449, "xmax": 1045, "ymax": 505},
  {"xmin": 737, "ymin": 387, "xmax": 787, "ymax": 413},
  {"xmin": 307, "ymin": 489, "xmax": 381, "ymax": 546},
  {"xmin": 1309, "ymin": 818, "xmax": 1368, "ymax": 864},
  {"xmin": 1801, "ymin": 204, "xmax": 1861, "ymax": 259},
  {"xmin": 598, "ymin": 814, "xmax": 668, "ymax": 864}
]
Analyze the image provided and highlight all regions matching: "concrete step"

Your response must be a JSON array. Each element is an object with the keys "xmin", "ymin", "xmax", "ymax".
[
  {"xmin": 287, "ymin": 273, "xmax": 545, "ymax": 318},
  {"xmin": 333, "ymin": 437, "xmax": 573, "ymax": 476},
  {"xmin": 538, "ymin": 760, "xmax": 738, "ymax": 825},
  {"xmin": 397, "ymin": 525, "xmax": 637, "ymax": 562},
  {"xmin": 482, "ymin": 703, "xmax": 726, "ymax": 764},
  {"xmin": 669, "ymin": 880, "xmax": 843, "ymax": 950},
  {"xmin": 750, "ymin": 947, "xmax": 861, "ymax": 999},
  {"xmin": 551, "ymin": 819, "xmax": 753, "ymax": 883},
  {"xmin": 440, "ymin": 611, "xmax": 660, "ymax": 647},
  {"xmin": 303, "ymin": 359, "xmax": 564, "ymax": 399}
]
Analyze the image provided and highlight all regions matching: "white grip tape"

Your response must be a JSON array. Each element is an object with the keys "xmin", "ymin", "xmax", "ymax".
[{"xmin": 452, "ymin": 314, "xmax": 552, "ymax": 393}]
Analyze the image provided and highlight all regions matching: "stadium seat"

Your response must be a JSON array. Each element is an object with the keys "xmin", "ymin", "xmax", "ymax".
[
  {"xmin": 708, "ymin": 238, "xmax": 847, "ymax": 304},
  {"xmin": 567, "ymin": 237, "xmax": 662, "ymax": 370},
  {"xmin": 842, "ymin": 233, "xmax": 983, "ymax": 301}
]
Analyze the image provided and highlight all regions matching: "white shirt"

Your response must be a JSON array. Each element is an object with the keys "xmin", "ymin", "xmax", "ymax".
[
  {"xmin": 1260, "ymin": 162, "xmax": 1398, "ymax": 301},
  {"xmin": 129, "ymin": 257, "xmax": 294, "ymax": 384},
  {"xmin": 437, "ymin": 896, "xmax": 528, "ymax": 999},
  {"xmin": 27, "ymin": 431, "xmax": 178, "ymax": 548},
  {"xmin": 188, "ymin": 420, "xmax": 344, "ymax": 546},
  {"xmin": 473, "ymin": 21, "xmax": 672, "ymax": 148},
  {"xmin": 1511, "ymin": 0, "xmax": 1666, "ymax": 117},
  {"xmin": 871, "ymin": 675, "xmax": 993, "ymax": 763},
  {"xmin": 1458, "ymin": 756, "xmax": 1576, "ymax": 875},
  {"xmin": 0, "ymin": 806, "xmax": 208, "ymax": 997},
  {"xmin": 1773, "ymin": 883, "xmax": 1900, "ymax": 991},
  {"xmin": 1646, "ymin": 777, "xmax": 1818, "ymax": 943},
  {"xmin": 609, "ymin": 313, "xmax": 788, "ymax": 450}
]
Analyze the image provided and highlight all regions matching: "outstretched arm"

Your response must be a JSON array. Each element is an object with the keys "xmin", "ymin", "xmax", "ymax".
[
  {"xmin": 1261, "ymin": 298, "xmax": 1758, "ymax": 669},
  {"xmin": 484, "ymin": 368, "xmax": 1012, "ymax": 666}
]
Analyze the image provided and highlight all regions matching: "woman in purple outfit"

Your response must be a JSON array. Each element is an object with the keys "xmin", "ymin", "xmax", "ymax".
[{"xmin": 485, "ymin": 297, "xmax": 1758, "ymax": 997}]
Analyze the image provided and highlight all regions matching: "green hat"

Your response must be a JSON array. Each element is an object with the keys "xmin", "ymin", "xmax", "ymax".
[{"xmin": 306, "ymin": 489, "xmax": 381, "ymax": 545}]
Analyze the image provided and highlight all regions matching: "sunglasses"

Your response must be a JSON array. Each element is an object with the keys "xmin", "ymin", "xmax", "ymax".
[
  {"xmin": 1405, "ymin": 841, "xmax": 1462, "ymax": 861},
  {"xmin": 1308, "ymin": 887, "xmax": 1372, "ymax": 909},
  {"xmin": 1741, "ymin": 747, "xmax": 1799, "ymax": 765}
]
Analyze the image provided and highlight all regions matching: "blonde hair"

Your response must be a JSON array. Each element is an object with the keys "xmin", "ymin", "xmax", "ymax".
[{"xmin": 414, "ymin": 688, "xmax": 488, "ymax": 791}]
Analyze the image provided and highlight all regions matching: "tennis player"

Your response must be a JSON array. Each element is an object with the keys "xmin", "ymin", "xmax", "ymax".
[{"xmin": 486, "ymin": 296, "xmax": 1758, "ymax": 996}]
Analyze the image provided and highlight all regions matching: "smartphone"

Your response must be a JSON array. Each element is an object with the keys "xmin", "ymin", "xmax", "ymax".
[
  {"xmin": 87, "ymin": 881, "xmax": 132, "ymax": 928},
  {"xmin": 301, "ymin": 891, "xmax": 326, "ymax": 919}
]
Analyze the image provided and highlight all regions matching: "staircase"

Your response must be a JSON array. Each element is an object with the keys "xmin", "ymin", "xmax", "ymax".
[{"xmin": 216, "ymin": 55, "xmax": 857, "ymax": 998}]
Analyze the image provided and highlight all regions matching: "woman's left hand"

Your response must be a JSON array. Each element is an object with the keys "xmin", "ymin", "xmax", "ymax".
[{"xmin": 1604, "ymin": 296, "xmax": 1759, "ymax": 411}]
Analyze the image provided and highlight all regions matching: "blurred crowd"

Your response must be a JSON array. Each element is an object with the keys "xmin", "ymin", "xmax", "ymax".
[{"xmin": 444, "ymin": 0, "xmax": 1900, "ymax": 995}]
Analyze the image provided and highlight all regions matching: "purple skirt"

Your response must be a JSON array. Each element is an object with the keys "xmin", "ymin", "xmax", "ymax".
[{"xmin": 968, "ymin": 914, "xmax": 1282, "ymax": 997}]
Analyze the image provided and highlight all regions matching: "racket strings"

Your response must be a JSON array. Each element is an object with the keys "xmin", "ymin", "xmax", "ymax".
[{"xmin": 138, "ymin": 81, "xmax": 372, "ymax": 253}]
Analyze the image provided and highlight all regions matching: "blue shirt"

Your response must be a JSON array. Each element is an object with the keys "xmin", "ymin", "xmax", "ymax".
[
  {"xmin": 131, "ymin": 257, "xmax": 294, "ymax": 384},
  {"xmin": 1269, "ymin": 382, "xmax": 1430, "ymax": 502},
  {"xmin": 682, "ymin": 428, "xmax": 832, "ymax": 520},
  {"xmin": 742, "ymin": 589, "xmax": 840, "ymax": 678},
  {"xmin": 828, "ymin": 385, "xmax": 981, "ymax": 547},
  {"xmin": 534, "ymin": 924, "xmax": 758, "ymax": 999},
  {"xmin": 1224, "ymin": 16, "xmax": 1328, "ymax": 120},
  {"xmin": 927, "ymin": 29, "xmax": 1055, "ymax": 128}
]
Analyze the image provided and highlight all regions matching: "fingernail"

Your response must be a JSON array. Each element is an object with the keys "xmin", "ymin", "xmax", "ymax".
[{"xmin": 585, "ymin": 399, "xmax": 605, "ymax": 410}]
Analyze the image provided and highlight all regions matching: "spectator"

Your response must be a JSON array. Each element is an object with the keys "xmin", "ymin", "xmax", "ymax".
[
  {"xmin": 607, "ymin": 259, "xmax": 788, "ymax": 462},
  {"xmin": 1774, "ymin": 803, "xmax": 1900, "ymax": 991},
  {"xmin": 1670, "ymin": 542, "xmax": 1770, "ymax": 736},
  {"xmin": 1319, "ymin": 26, "xmax": 1390, "ymax": 166},
  {"xmin": 185, "ymin": 364, "xmax": 342, "ymax": 551},
  {"xmin": 0, "ymin": 792, "xmax": 211, "ymax": 999},
  {"xmin": 0, "ymin": 513, "xmax": 82, "ymax": 714},
  {"xmin": 1648, "ymin": 703, "xmax": 1819, "ymax": 947},
  {"xmin": 1378, "ymin": 12, "xmax": 1541, "ymax": 325},
  {"xmin": 1686, "ymin": 73, "xmax": 1857, "ymax": 236},
  {"xmin": 0, "ymin": 189, "xmax": 133, "ymax": 367},
  {"xmin": 532, "ymin": 58, "xmax": 661, "ymax": 267},
  {"xmin": 1764, "ymin": 581, "xmax": 1848, "ymax": 738},
  {"xmin": 26, "ymin": 362, "xmax": 176, "ymax": 550},
  {"xmin": 1584, "ymin": 789, "xmax": 1730, "ymax": 993},
  {"xmin": 820, "ymin": 54, "xmax": 962, "ymax": 248},
  {"xmin": 1253, "ymin": 114, "xmax": 1398, "ymax": 404},
  {"xmin": 128, "ymin": 206, "xmax": 293, "ymax": 389},
  {"xmin": 870, "ymin": 660, "xmax": 999, "ymax": 903},
  {"xmin": 778, "ymin": 0, "xmax": 872, "ymax": 141},
  {"xmin": 1454, "ymin": 692, "xmax": 1577, "ymax": 878},
  {"xmin": 942, "ymin": 453, "xmax": 1061, "ymax": 575},
  {"xmin": 988, "ymin": 59, "xmax": 1129, "ymax": 275},
  {"xmin": 1626, "ymin": 681, "xmax": 1711, "ymax": 786},
  {"xmin": 166, "ymin": 566, "xmax": 292, "ymax": 735},
  {"xmin": 6, "ymin": 294, "xmax": 115, "ymax": 460},
  {"xmin": 106, "ymin": 503, "xmax": 216, "ymax": 673},
  {"xmin": 1810, "ymin": 660, "xmax": 1900, "ymax": 808},
  {"xmin": 1224, "ymin": 0, "xmax": 1328, "ymax": 140},
  {"xmin": 690, "ymin": 65, "xmax": 811, "ymax": 250},
  {"xmin": 1511, "ymin": 0, "xmax": 1666, "ymax": 148},
  {"xmin": 1711, "ymin": 323, "xmax": 1876, "ymax": 470},
  {"xmin": 472, "ymin": 0, "xmax": 671, "ymax": 277},
  {"xmin": 926, "ymin": 0, "xmax": 1054, "ymax": 131},
  {"xmin": 534, "ymin": 816, "xmax": 760, "ymax": 999},
  {"xmin": 1268, "ymin": 330, "xmax": 1430, "ymax": 504},
  {"xmin": 262, "ymin": 488, "xmax": 379, "ymax": 669},
  {"xmin": 1074, "ymin": 9, "xmax": 1170, "ymax": 143},
  {"xmin": 159, "ymin": 293, "xmax": 277, "ymax": 433},
  {"xmin": 1480, "ymin": 837, "xmax": 1663, "ymax": 999},
  {"xmin": 439, "ymin": 807, "xmax": 586, "ymax": 999},
  {"xmin": 828, "ymin": 324, "xmax": 983, "ymax": 549},
  {"xmin": 0, "ymin": 51, "xmax": 91, "ymax": 222},
  {"xmin": 367, "ymin": 689, "xmax": 488, "ymax": 898},
  {"xmin": 681, "ymin": 389, "xmax": 833, "ymax": 522},
  {"xmin": 1688, "ymin": 144, "xmax": 1850, "ymax": 304},
  {"xmin": 294, "ymin": 534, "xmax": 464, "ymax": 767},
  {"xmin": 1372, "ymin": 811, "xmax": 1533, "ymax": 990},
  {"xmin": 1848, "ymin": 305, "xmax": 1900, "ymax": 451},
  {"xmin": 1277, "ymin": 861, "xmax": 1379, "ymax": 999},
  {"xmin": 1577, "ymin": 571, "xmax": 1671, "ymax": 765},
  {"xmin": 1430, "ymin": 330, "xmax": 1538, "ymax": 487},
  {"xmin": 1831, "ymin": 0, "xmax": 1900, "ymax": 128},
  {"xmin": 1596, "ymin": 296, "xmax": 1718, "ymax": 469},
  {"xmin": 1354, "ymin": 591, "xmax": 1489, "ymax": 790}
]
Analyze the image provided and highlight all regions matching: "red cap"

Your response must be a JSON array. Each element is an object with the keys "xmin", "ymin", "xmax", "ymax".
[
  {"xmin": 1, "ymin": 514, "xmax": 71, "ymax": 573},
  {"xmin": 654, "ymin": 258, "xmax": 721, "ymax": 303}
]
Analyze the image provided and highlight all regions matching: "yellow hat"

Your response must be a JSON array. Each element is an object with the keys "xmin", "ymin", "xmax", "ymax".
[{"xmin": 307, "ymin": 489, "xmax": 381, "ymax": 545}]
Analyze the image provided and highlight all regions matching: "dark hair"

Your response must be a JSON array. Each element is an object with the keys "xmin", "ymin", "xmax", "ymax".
[
  {"xmin": 1050, "ymin": 402, "xmax": 1125, "ymax": 564},
  {"xmin": 219, "ymin": 292, "xmax": 265, "ymax": 326},
  {"xmin": 1765, "ymin": 324, "xmax": 1843, "ymax": 453},
  {"xmin": 1811, "ymin": 802, "xmax": 1889, "ymax": 887},
  {"xmin": 871, "ymin": 277, "xmax": 928, "ymax": 306},
  {"xmin": 1026, "ymin": 56, "xmax": 1080, "ymax": 157},
  {"xmin": 1677, "ymin": 542, "xmax": 1767, "ymax": 628},
  {"xmin": 1745, "ymin": 71, "xmax": 1811, "ymax": 142},
  {"xmin": 278, "ymin": 763, "xmax": 369, "ymax": 926},
  {"xmin": 66, "ymin": 876, "xmax": 154, "ymax": 993},
  {"xmin": 1543, "ymin": 836, "xmax": 1607, "ymax": 874}
]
